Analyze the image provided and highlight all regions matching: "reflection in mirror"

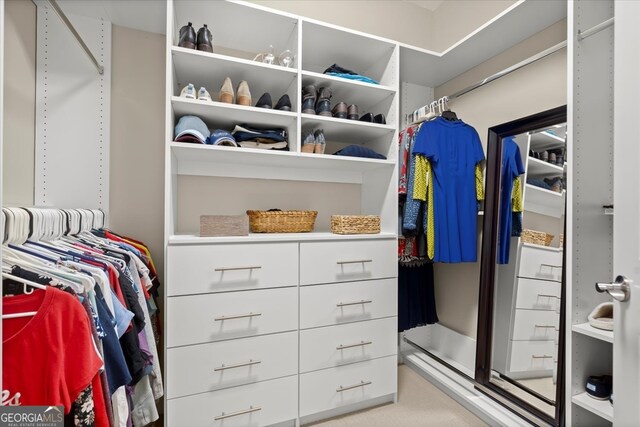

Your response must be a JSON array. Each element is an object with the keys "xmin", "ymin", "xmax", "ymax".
[{"xmin": 491, "ymin": 122, "xmax": 566, "ymax": 417}]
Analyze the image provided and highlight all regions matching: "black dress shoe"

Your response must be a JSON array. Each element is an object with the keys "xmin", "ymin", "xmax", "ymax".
[
  {"xmin": 178, "ymin": 22, "xmax": 196, "ymax": 49},
  {"xmin": 275, "ymin": 94, "xmax": 291, "ymax": 111},
  {"xmin": 374, "ymin": 113, "xmax": 386, "ymax": 124},
  {"xmin": 347, "ymin": 104, "xmax": 359, "ymax": 120},
  {"xmin": 302, "ymin": 85, "xmax": 316, "ymax": 114},
  {"xmin": 196, "ymin": 24, "xmax": 213, "ymax": 53},
  {"xmin": 255, "ymin": 93, "xmax": 273, "ymax": 109},
  {"xmin": 359, "ymin": 112, "xmax": 374, "ymax": 122},
  {"xmin": 315, "ymin": 87, "xmax": 333, "ymax": 116}
]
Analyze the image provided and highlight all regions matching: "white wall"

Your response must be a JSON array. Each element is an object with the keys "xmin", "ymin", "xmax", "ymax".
[
  {"xmin": 432, "ymin": 20, "xmax": 567, "ymax": 339},
  {"xmin": 3, "ymin": 0, "xmax": 36, "ymax": 206}
]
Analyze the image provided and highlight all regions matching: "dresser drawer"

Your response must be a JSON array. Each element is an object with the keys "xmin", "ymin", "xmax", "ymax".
[
  {"xmin": 515, "ymin": 278, "xmax": 561, "ymax": 311},
  {"xmin": 167, "ymin": 243, "xmax": 298, "ymax": 296},
  {"xmin": 299, "ymin": 356, "xmax": 397, "ymax": 417},
  {"xmin": 167, "ymin": 331, "xmax": 298, "ymax": 399},
  {"xmin": 167, "ymin": 375, "xmax": 297, "ymax": 427},
  {"xmin": 512, "ymin": 309, "xmax": 559, "ymax": 341},
  {"xmin": 167, "ymin": 287, "xmax": 297, "ymax": 347},
  {"xmin": 509, "ymin": 340, "xmax": 556, "ymax": 373},
  {"xmin": 299, "ymin": 317, "xmax": 397, "ymax": 373},
  {"xmin": 299, "ymin": 239, "xmax": 397, "ymax": 285},
  {"xmin": 300, "ymin": 279, "xmax": 397, "ymax": 329},
  {"xmin": 518, "ymin": 244, "xmax": 563, "ymax": 281}
]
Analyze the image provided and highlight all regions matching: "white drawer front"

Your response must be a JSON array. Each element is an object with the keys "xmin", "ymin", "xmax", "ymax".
[
  {"xmin": 512, "ymin": 309, "xmax": 559, "ymax": 341},
  {"xmin": 300, "ymin": 318, "xmax": 397, "ymax": 373},
  {"xmin": 515, "ymin": 278, "xmax": 561, "ymax": 311},
  {"xmin": 167, "ymin": 243, "xmax": 298, "ymax": 296},
  {"xmin": 167, "ymin": 375, "xmax": 297, "ymax": 427},
  {"xmin": 167, "ymin": 287, "xmax": 297, "ymax": 347},
  {"xmin": 299, "ymin": 356, "xmax": 397, "ymax": 417},
  {"xmin": 167, "ymin": 331, "xmax": 298, "ymax": 399},
  {"xmin": 518, "ymin": 245, "xmax": 563, "ymax": 281},
  {"xmin": 300, "ymin": 240, "xmax": 397, "ymax": 285},
  {"xmin": 300, "ymin": 279, "xmax": 397, "ymax": 329},
  {"xmin": 509, "ymin": 340, "xmax": 556, "ymax": 373}
]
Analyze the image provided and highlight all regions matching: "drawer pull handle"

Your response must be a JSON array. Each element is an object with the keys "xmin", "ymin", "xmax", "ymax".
[
  {"xmin": 537, "ymin": 294, "xmax": 560, "ymax": 299},
  {"xmin": 532, "ymin": 355, "xmax": 553, "ymax": 359},
  {"xmin": 214, "ymin": 359, "xmax": 262, "ymax": 371},
  {"xmin": 337, "ymin": 300, "xmax": 373, "ymax": 307},
  {"xmin": 215, "ymin": 312, "xmax": 262, "ymax": 321},
  {"xmin": 214, "ymin": 406, "xmax": 262, "ymax": 421},
  {"xmin": 337, "ymin": 259, "xmax": 373, "ymax": 265},
  {"xmin": 540, "ymin": 264, "xmax": 562, "ymax": 270},
  {"xmin": 534, "ymin": 325, "xmax": 557, "ymax": 329},
  {"xmin": 337, "ymin": 340, "xmax": 373, "ymax": 350},
  {"xmin": 215, "ymin": 266, "xmax": 262, "ymax": 272},
  {"xmin": 336, "ymin": 381, "xmax": 372, "ymax": 392}
]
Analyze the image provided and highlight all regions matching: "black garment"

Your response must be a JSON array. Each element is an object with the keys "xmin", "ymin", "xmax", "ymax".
[{"xmin": 398, "ymin": 263, "xmax": 438, "ymax": 332}]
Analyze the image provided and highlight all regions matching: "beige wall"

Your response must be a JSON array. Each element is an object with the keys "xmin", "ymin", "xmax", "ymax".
[
  {"xmin": 3, "ymin": 0, "xmax": 36, "ymax": 206},
  {"xmin": 109, "ymin": 25, "xmax": 166, "ymax": 282},
  {"xmin": 432, "ymin": 0, "xmax": 517, "ymax": 52},
  {"xmin": 432, "ymin": 20, "xmax": 567, "ymax": 339}
]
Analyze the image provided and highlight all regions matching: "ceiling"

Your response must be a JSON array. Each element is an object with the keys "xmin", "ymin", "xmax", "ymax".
[{"xmin": 403, "ymin": 0, "xmax": 445, "ymax": 12}]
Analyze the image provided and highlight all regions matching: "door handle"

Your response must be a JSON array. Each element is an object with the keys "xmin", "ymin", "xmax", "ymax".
[{"xmin": 595, "ymin": 275, "xmax": 631, "ymax": 302}]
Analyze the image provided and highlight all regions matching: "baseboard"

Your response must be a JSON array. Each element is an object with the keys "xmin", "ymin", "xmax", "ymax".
[{"xmin": 402, "ymin": 350, "xmax": 532, "ymax": 427}]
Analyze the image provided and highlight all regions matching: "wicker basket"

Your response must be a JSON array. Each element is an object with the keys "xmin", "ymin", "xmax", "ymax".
[
  {"xmin": 331, "ymin": 215, "xmax": 381, "ymax": 234},
  {"xmin": 246, "ymin": 210, "xmax": 317, "ymax": 233},
  {"xmin": 522, "ymin": 229, "xmax": 554, "ymax": 246}
]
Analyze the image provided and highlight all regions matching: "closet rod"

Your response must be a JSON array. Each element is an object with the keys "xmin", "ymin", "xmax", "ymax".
[
  {"xmin": 47, "ymin": 0, "xmax": 104, "ymax": 75},
  {"xmin": 447, "ymin": 40, "xmax": 566, "ymax": 101},
  {"xmin": 577, "ymin": 17, "xmax": 614, "ymax": 41}
]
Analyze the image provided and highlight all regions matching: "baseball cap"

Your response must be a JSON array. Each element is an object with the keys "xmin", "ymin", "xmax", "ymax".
[
  {"xmin": 174, "ymin": 115, "xmax": 209, "ymax": 143},
  {"xmin": 206, "ymin": 129, "xmax": 237, "ymax": 147}
]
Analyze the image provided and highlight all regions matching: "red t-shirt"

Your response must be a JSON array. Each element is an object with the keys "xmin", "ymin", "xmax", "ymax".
[{"xmin": 2, "ymin": 287, "xmax": 103, "ymax": 414}]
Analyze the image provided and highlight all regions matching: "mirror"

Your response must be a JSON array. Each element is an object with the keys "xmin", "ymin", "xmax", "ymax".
[{"xmin": 477, "ymin": 106, "xmax": 566, "ymax": 426}]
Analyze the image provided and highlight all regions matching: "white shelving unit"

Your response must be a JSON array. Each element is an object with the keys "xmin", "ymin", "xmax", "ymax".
[
  {"xmin": 524, "ymin": 185, "xmax": 565, "ymax": 218},
  {"xmin": 571, "ymin": 323, "xmax": 613, "ymax": 344},
  {"xmin": 571, "ymin": 392, "xmax": 613, "ymax": 422}
]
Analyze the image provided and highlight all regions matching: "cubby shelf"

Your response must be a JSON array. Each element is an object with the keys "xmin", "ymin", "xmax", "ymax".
[
  {"xmin": 530, "ymin": 130, "xmax": 565, "ymax": 151},
  {"xmin": 572, "ymin": 322, "xmax": 613, "ymax": 344},
  {"xmin": 301, "ymin": 113, "xmax": 395, "ymax": 145},
  {"xmin": 572, "ymin": 392, "xmax": 613, "ymax": 422},
  {"xmin": 527, "ymin": 157, "xmax": 564, "ymax": 176},
  {"xmin": 525, "ymin": 185, "xmax": 565, "ymax": 218},
  {"xmin": 169, "ymin": 232, "xmax": 397, "ymax": 245}
]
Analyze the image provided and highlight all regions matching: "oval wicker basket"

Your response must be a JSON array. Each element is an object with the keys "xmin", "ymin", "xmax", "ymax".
[
  {"xmin": 522, "ymin": 229, "xmax": 554, "ymax": 246},
  {"xmin": 331, "ymin": 215, "xmax": 380, "ymax": 234},
  {"xmin": 246, "ymin": 210, "xmax": 317, "ymax": 233}
]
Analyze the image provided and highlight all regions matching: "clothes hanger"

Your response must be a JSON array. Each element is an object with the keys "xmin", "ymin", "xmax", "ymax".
[
  {"xmin": 1, "ymin": 272, "xmax": 48, "ymax": 319},
  {"xmin": 441, "ymin": 96, "xmax": 459, "ymax": 121}
]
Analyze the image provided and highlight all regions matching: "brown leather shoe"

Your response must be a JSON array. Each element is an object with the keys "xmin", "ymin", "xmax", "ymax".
[
  {"xmin": 347, "ymin": 104, "xmax": 359, "ymax": 120},
  {"xmin": 178, "ymin": 22, "xmax": 196, "ymax": 49},
  {"xmin": 332, "ymin": 102, "xmax": 348, "ymax": 119},
  {"xmin": 236, "ymin": 81, "xmax": 251, "ymax": 106},
  {"xmin": 196, "ymin": 24, "xmax": 213, "ymax": 53}
]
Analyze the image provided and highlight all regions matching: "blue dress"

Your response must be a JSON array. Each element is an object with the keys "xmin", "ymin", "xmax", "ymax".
[
  {"xmin": 498, "ymin": 137, "xmax": 525, "ymax": 264},
  {"xmin": 413, "ymin": 117, "xmax": 485, "ymax": 263}
]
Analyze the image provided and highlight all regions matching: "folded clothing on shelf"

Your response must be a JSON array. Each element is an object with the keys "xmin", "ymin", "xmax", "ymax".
[
  {"xmin": 334, "ymin": 145, "xmax": 386, "ymax": 159},
  {"xmin": 323, "ymin": 63, "xmax": 379, "ymax": 85},
  {"xmin": 231, "ymin": 124, "xmax": 288, "ymax": 150},
  {"xmin": 206, "ymin": 129, "xmax": 237, "ymax": 146},
  {"xmin": 526, "ymin": 177, "xmax": 552, "ymax": 191}
]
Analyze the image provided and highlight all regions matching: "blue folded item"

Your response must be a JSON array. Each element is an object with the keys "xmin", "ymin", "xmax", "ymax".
[
  {"xmin": 526, "ymin": 177, "xmax": 552, "ymax": 190},
  {"xmin": 334, "ymin": 145, "xmax": 386, "ymax": 159},
  {"xmin": 206, "ymin": 129, "xmax": 237, "ymax": 146},
  {"xmin": 325, "ymin": 72, "xmax": 379, "ymax": 85},
  {"xmin": 231, "ymin": 124, "xmax": 287, "ymax": 143}
]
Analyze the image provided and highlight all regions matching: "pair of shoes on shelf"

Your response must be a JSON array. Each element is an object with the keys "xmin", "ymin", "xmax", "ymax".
[
  {"xmin": 180, "ymin": 83, "xmax": 211, "ymax": 101},
  {"xmin": 331, "ymin": 102, "xmax": 359, "ymax": 120},
  {"xmin": 219, "ymin": 77, "xmax": 251, "ymax": 105},
  {"xmin": 301, "ymin": 129, "xmax": 326, "ymax": 154},
  {"xmin": 255, "ymin": 93, "xmax": 292, "ymax": 111},
  {"xmin": 586, "ymin": 375, "xmax": 612, "ymax": 401},
  {"xmin": 302, "ymin": 85, "xmax": 333, "ymax": 116},
  {"xmin": 178, "ymin": 22, "xmax": 213, "ymax": 53},
  {"xmin": 359, "ymin": 112, "xmax": 386, "ymax": 124}
]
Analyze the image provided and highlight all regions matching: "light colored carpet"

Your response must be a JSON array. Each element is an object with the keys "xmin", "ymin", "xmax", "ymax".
[{"xmin": 306, "ymin": 364, "xmax": 488, "ymax": 426}]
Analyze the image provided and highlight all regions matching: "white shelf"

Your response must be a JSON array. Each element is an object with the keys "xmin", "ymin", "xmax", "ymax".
[
  {"xmin": 525, "ymin": 185, "xmax": 565, "ymax": 218},
  {"xmin": 301, "ymin": 70, "xmax": 395, "ymax": 113},
  {"xmin": 529, "ymin": 130, "xmax": 565, "ymax": 151},
  {"xmin": 572, "ymin": 323, "xmax": 613, "ymax": 344},
  {"xmin": 169, "ymin": 142, "xmax": 394, "ymax": 183},
  {"xmin": 169, "ymin": 231, "xmax": 397, "ymax": 245},
  {"xmin": 172, "ymin": 47, "xmax": 298, "ymax": 104},
  {"xmin": 521, "ymin": 242, "xmax": 562, "ymax": 253},
  {"xmin": 300, "ymin": 113, "xmax": 395, "ymax": 145},
  {"xmin": 527, "ymin": 157, "xmax": 564, "ymax": 176},
  {"xmin": 572, "ymin": 392, "xmax": 613, "ymax": 422},
  {"xmin": 172, "ymin": 96, "xmax": 297, "ymax": 130}
]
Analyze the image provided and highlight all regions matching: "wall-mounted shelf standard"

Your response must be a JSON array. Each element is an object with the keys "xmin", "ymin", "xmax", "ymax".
[
  {"xmin": 571, "ymin": 323, "xmax": 613, "ymax": 344},
  {"xmin": 572, "ymin": 392, "xmax": 613, "ymax": 422}
]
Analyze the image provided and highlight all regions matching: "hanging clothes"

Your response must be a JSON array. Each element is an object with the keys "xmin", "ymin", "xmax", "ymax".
[
  {"xmin": 413, "ymin": 116, "xmax": 485, "ymax": 263},
  {"xmin": 498, "ymin": 136, "xmax": 525, "ymax": 264}
]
